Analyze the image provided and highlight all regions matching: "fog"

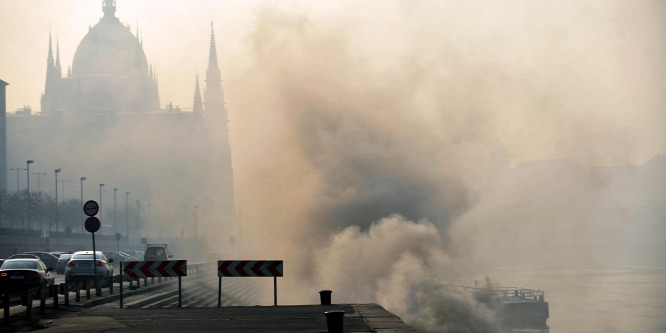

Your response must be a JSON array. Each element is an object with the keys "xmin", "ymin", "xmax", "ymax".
[{"xmin": 1, "ymin": 1, "xmax": 665, "ymax": 332}]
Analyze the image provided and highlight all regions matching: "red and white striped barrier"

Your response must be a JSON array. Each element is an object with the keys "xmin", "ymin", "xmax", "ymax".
[{"xmin": 123, "ymin": 260, "xmax": 187, "ymax": 278}]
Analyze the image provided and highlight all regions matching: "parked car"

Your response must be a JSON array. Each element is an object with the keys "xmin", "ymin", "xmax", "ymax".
[
  {"xmin": 103, "ymin": 251, "xmax": 135, "ymax": 265},
  {"xmin": 56, "ymin": 253, "xmax": 74, "ymax": 274},
  {"xmin": 23, "ymin": 252, "xmax": 59, "ymax": 270},
  {"xmin": 118, "ymin": 251, "xmax": 138, "ymax": 261},
  {"xmin": 122, "ymin": 250, "xmax": 144, "ymax": 261},
  {"xmin": 0, "ymin": 258, "xmax": 55, "ymax": 295},
  {"xmin": 144, "ymin": 244, "xmax": 172, "ymax": 261},
  {"xmin": 64, "ymin": 251, "xmax": 114, "ymax": 284}
]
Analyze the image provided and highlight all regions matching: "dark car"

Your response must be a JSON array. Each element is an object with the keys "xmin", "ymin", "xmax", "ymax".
[
  {"xmin": 22, "ymin": 252, "xmax": 59, "ymax": 270},
  {"xmin": 56, "ymin": 254, "xmax": 74, "ymax": 274},
  {"xmin": 144, "ymin": 244, "xmax": 172, "ymax": 261},
  {"xmin": 0, "ymin": 258, "xmax": 55, "ymax": 295}
]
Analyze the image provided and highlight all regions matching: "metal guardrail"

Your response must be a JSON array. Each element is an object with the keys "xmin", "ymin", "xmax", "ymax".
[
  {"xmin": 443, "ymin": 284, "xmax": 546, "ymax": 302},
  {"xmin": 1, "ymin": 261, "xmax": 212, "ymax": 324}
]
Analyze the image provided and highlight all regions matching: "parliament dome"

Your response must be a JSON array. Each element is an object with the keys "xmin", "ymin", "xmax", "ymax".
[{"xmin": 71, "ymin": 3, "xmax": 148, "ymax": 78}]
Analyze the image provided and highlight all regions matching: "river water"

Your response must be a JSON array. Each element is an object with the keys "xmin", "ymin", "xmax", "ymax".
[{"xmin": 485, "ymin": 259, "xmax": 666, "ymax": 332}]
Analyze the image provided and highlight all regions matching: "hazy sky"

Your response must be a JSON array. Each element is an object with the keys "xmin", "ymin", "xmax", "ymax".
[{"xmin": 1, "ymin": 0, "xmax": 664, "ymax": 168}]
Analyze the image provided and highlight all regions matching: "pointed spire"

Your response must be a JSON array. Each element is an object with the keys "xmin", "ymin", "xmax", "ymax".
[
  {"xmin": 193, "ymin": 71, "xmax": 203, "ymax": 114},
  {"xmin": 55, "ymin": 35, "xmax": 61, "ymax": 69},
  {"xmin": 207, "ymin": 22, "xmax": 219, "ymax": 71},
  {"xmin": 47, "ymin": 28, "xmax": 54, "ymax": 67}
]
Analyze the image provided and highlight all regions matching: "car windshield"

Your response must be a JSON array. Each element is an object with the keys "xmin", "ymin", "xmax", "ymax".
[
  {"xmin": 146, "ymin": 249, "xmax": 165, "ymax": 256},
  {"xmin": 71, "ymin": 254, "xmax": 104, "ymax": 260},
  {"xmin": 59, "ymin": 254, "xmax": 72, "ymax": 259},
  {"xmin": 10, "ymin": 254, "xmax": 38, "ymax": 259},
  {"xmin": 2, "ymin": 261, "xmax": 38, "ymax": 269}
]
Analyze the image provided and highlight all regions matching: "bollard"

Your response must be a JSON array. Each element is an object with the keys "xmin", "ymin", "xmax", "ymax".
[
  {"xmin": 324, "ymin": 310, "xmax": 344, "ymax": 333},
  {"xmin": 3, "ymin": 294, "xmax": 10, "ymax": 324},
  {"xmin": 39, "ymin": 286, "xmax": 46, "ymax": 314},
  {"xmin": 109, "ymin": 276, "xmax": 114, "ymax": 294},
  {"xmin": 64, "ymin": 283, "xmax": 69, "ymax": 306},
  {"xmin": 52, "ymin": 285, "xmax": 59, "ymax": 309},
  {"xmin": 319, "ymin": 290, "xmax": 332, "ymax": 305},
  {"xmin": 75, "ymin": 281, "xmax": 81, "ymax": 302},
  {"xmin": 136, "ymin": 279, "xmax": 140, "ymax": 289},
  {"xmin": 144, "ymin": 277, "xmax": 147, "ymax": 287},
  {"xmin": 25, "ymin": 291, "xmax": 33, "ymax": 321},
  {"xmin": 120, "ymin": 262, "xmax": 124, "ymax": 309},
  {"xmin": 86, "ymin": 279, "xmax": 91, "ymax": 299}
]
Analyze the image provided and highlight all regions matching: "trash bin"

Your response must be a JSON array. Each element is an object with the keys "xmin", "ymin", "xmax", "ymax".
[
  {"xmin": 319, "ymin": 290, "xmax": 332, "ymax": 305},
  {"xmin": 324, "ymin": 310, "xmax": 344, "ymax": 333}
]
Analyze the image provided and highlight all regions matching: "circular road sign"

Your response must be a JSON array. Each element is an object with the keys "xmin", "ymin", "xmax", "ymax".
[
  {"xmin": 83, "ymin": 200, "xmax": 99, "ymax": 217},
  {"xmin": 84, "ymin": 216, "xmax": 101, "ymax": 233}
]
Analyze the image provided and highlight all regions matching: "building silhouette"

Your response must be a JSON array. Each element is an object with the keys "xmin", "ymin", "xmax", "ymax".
[
  {"xmin": 4, "ymin": 0, "xmax": 236, "ymax": 244},
  {"xmin": 41, "ymin": 0, "xmax": 159, "ymax": 116}
]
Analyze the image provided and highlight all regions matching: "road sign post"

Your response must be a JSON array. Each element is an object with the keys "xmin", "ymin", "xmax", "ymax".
[{"xmin": 83, "ymin": 201, "xmax": 102, "ymax": 296}]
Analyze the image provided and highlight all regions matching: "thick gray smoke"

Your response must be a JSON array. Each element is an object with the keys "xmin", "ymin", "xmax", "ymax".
[
  {"xmin": 223, "ymin": 2, "xmax": 665, "ymax": 332},
  {"xmin": 226, "ymin": 5, "xmax": 504, "ymax": 331}
]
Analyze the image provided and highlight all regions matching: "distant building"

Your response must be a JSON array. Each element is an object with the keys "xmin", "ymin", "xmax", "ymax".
[
  {"xmin": 40, "ymin": 0, "xmax": 159, "ymax": 115},
  {"xmin": 5, "ymin": 0, "xmax": 236, "ymax": 242}
]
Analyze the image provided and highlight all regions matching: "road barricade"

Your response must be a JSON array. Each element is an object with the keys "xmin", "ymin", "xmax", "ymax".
[
  {"xmin": 120, "ymin": 261, "xmax": 187, "ymax": 308},
  {"xmin": 217, "ymin": 260, "xmax": 283, "ymax": 306}
]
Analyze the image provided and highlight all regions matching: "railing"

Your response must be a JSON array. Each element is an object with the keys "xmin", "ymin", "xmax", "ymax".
[{"xmin": 442, "ymin": 284, "xmax": 545, "ymax": 303}]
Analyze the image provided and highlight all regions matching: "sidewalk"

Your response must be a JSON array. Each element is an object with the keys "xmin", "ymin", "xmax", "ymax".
[
  {"xmin": 1, "ymin": 279, "xmax": 420, "ymax": 332},
  {"xmin": 32, "ymin": 303, "xmax": 419, "ymax": 332}
]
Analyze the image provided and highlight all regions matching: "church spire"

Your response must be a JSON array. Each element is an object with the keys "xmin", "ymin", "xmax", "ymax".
[
  {"xmin": 207, "ymin": 22, "xmax": 219, "ymax": 73},
  {"xmin": 203, "ymin": 21, "xmax": 236, "ymax": 222},
  {"xmin": 193, "ymin": 71, "xmax": 203, "ymax": 114},
  {"xmin": 47, "ymin": 29, "xmax": 54, "ymax": 68},
  {"xmin": 205, "ymin": 21, "xmax": 223, "ymax": 113},
  {"xmin": 55, "ymin": 36, "xmax": 61, "ymax": 74}
]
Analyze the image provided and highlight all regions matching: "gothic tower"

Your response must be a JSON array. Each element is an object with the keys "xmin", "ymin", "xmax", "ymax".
[
  {"xmin": 41, "ymin": 31, "xmax": 62, "ymax": 114},
  {"xmin": 204, "ymin": 22, "xmax": 236, "ymax": 221},
  {"xmin": 193, "ymin": 72, "xmax": 203, "ymax": 115}
]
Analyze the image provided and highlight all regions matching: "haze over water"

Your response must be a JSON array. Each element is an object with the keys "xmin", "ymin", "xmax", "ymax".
[{"xmin": 1, "ymin": 1, "xmax": 665, "ymax": 332}]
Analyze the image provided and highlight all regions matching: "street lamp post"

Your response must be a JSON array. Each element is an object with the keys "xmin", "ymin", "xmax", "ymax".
[
  {"xmin": 54, "ymin": 168, "xmax": 61, "ymax": 233},
  {"xmin": 80, "ymin": 177, "xmax": 86, "ymax": 233},
  {"xmin": 194, "ymin": 205, "xmax": 199, "ymax": 239},
  {"xmin": 148, "ymin": 203, "xmax": 152, "ymax": 239},
  {"xmin": 32, "ymin": 172, "xmax": 47, "ymax": 193},
  {"xmin": 26, "ymin": 160, "xmax": 33, "ymax": 229},
  {"xmin": 125, "ymin": 192, "xmax": 130, "ymax": 241},
  {"xmin": 114, "ymin": 188, "xmax": 117, "ymax": 235},
  {"xmin": 136, "ymin": 199, "xmax": 141, "ymax": 243},
  {"xmin": 99, "ymin": 184, "xmax": 104, "ymax": 233},
  {"xmin": 58, "ymin": 180, "xmax": 71, "ymax": 199},
  {"xmin": 9, "ymin": 168, "xmax": 23, "ymax": 193}
]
